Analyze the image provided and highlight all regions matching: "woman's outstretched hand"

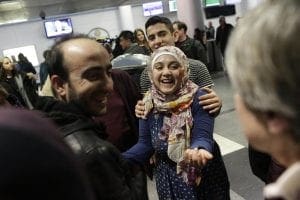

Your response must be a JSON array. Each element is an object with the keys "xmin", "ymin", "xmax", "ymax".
[{"xmin": 184, "ymin": 148, "xmax": 213, "ymax": 167}]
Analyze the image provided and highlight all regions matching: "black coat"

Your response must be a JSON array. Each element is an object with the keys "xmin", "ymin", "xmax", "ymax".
[
  {"xmin": 35, "ymin": 97, "xmax": 142, "ymax": 200},
  {"xmin": 216, "ymin": 23, "xmax": 234, "ymax": 55},
  {"xmin": 0, "ymin": 72, "xmax": 38, "ymax": 108}
]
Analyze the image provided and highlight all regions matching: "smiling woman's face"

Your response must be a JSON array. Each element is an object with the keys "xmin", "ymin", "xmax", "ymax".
[
  {"xmin": 151, "ymin": 54, "xmax": 185, "ymax": 95},
  {"xmin": 136, "ymin": 31, "xmax": 145, "ymax": 42}
]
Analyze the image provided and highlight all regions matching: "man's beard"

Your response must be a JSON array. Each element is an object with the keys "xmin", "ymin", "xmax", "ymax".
[{"xmin": 67, "ymin": 82, "xmax": 107, "ymax": 117}]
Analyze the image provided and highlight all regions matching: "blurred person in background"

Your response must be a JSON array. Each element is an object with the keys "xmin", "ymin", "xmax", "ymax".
[
  {"xmin": 17, "ymin": 53, "xmax": 37, "ymax": 75},
  {"xmin": 134, "ymin": 28, "xmax": 151, "ymax": 55},
  {"xmin": 206, "ymin": 21, "xmax": 215, "ymax": 39},
  {"xmin": 119, "ymin": 30, "xmax": 149, "ymax": 55},
  {"xmin": 112, "ymin": 37, "xmax": 124, "ymax": 58},
  {"xmin": 39, "ymin": 50, "xmax": 51, "ymax": 90},
  {"xmin": 0, "ymin": 109, "xmax": 95, "ymax": 200},
  {"xmin": 173, "ymin": 21, "xmax": 207, "ymax": 65},
  {"xmin": 194, "ymin": 28, "xmax": 207, "ymax": 50},
  {"xmin": 0, "ymin": 56, "xmax": 37, "ymax": 109},
  {"xmin": 216, "ymin": 16, "xmax": 233, "ymax": 56}
]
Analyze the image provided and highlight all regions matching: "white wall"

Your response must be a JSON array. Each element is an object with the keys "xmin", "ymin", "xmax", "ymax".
[
  {"xmin": 0, "ymin": 0, "xmax": 259, "ymax": 65},
  {"xmin": 0, "ymin": 5, "xmax": 177, "ymax": 65}
]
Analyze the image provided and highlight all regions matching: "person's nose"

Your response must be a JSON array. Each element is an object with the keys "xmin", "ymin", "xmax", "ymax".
[
  {"xmin": 104, "ymin": 75, "xmax": 114, "ymax": 93},
  {"xmin": 154, "ymin": 37, "xmax": 163, "ymax": 48},
  {"xmin": 161, "ymin": 66, "xmax": 171, "ymax": 75}
]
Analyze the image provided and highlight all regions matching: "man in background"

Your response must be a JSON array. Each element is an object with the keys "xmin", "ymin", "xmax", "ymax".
[
  {"xmin": 206, "ymin": 21, "xmax": 215, "ymax": 39},
  {"xmin": 119, "ymin": 30, "xmax": 149, "ymax": 55},
  {"xmin": 216, "ymin": 16, "xmax": 233, "ymax": 56},
  {"xmin": 39, "ymin": 50, "xmax": 51, "ymax": 90},
  {"xmin": 173, "ymin": 21, "xmax": 207, "ymax": 65}
]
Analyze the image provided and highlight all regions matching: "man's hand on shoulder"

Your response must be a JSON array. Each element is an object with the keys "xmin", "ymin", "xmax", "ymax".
[{"xmin": 199, "ymin": 87, "xmax": 222, "ymax": 116}]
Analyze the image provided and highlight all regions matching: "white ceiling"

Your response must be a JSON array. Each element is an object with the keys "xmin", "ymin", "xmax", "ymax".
[{"xmin": 0, "ymin": 0, "xmax": 155, "ymax": 25}]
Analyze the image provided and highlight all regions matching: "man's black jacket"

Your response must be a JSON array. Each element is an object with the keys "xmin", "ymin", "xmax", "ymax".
[{"xmin": 35, "ymin": 97, "xmax": 142, "ymax": 200}]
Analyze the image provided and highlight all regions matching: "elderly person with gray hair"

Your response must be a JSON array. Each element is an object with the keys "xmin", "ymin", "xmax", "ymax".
[{"xmin": 226, "ymin": 0, "xmax": 300, "ymax": 199}]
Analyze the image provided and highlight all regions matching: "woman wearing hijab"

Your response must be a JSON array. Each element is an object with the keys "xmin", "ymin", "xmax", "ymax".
[
  {"xmin": 123, "ymin": 46, "xmax": 229, "ymax": 199},
  {"xmin": 0, "ymin": 109, "xmax": 94, "ymax": 200}
]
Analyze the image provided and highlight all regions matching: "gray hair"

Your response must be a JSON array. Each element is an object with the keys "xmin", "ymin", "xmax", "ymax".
[{"xmin": 226, "ymin": 0, "xmax": 300, "ymax": 139}]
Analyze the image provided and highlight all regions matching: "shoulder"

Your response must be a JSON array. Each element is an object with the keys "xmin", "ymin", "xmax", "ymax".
[
  {"xmin": 191, "ymin": 89, "xmax": 209, "ymax": 113},
  {"xmin": 193, "ymin": 89, "xmax": 207, "ymax": 100},
  {"xmin": 188, "ymin": 59, "xmax": 213, "ymax": 85},
  {"xmin": 140, "ymin": 68, "xmax": 151, "ymax": 93},
  {"xmin": 188, "ymin": 58, "xmax": 206, "ymax": 68},
  {"xmin": 60, "ymin": 118, "xmax": 111, "ymax": 151}
]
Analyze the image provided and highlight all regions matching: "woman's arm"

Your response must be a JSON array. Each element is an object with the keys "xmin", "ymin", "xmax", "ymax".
[
  {"xmin": 190, "ymin": 89, "xmax": 214, "ymax": 153},
  {"xmin": 122, "ymin": 118, "xmax": 154, "ymax": 164}
]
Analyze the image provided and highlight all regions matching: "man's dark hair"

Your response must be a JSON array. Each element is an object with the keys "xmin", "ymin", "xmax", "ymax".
[
  {"xmin": 173, "ymin": 21, "xmax": 188, "ymax": 33},
  {"xmin": 48, "ymin": 34, "xmax": 92, "ymax": 81},
  {"xmin": 145, "ymin": 16, "xmax": 174, "ymax": 33},
  {"xmin": 118, "ymin": 30, "xmax": 134, "ymax": 43}
]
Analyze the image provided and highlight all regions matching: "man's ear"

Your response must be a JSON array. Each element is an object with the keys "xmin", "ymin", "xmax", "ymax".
[
  {"xmin": 50, "ymin": 75, "xmax": 67, "ymax": 99},
  {"xmin": 266, "ymin": 113, "xmax": 290, "ymax": 136},
  {"xmin": 173, "ymin": 31, "xmax": 179, "ymax": 43}
]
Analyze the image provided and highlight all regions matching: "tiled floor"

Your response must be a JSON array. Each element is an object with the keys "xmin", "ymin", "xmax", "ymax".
[{"xmin": 147, "ymin": 73, "xmax": 265, "ymax": 200}]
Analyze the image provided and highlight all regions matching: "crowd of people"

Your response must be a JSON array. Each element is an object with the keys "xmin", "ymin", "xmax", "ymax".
[{"xmin": 0, "ymin": 0, "xmax": 299, "ymax": 199}]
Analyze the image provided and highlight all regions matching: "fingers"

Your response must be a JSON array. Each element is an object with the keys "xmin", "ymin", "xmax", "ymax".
[
  {"xmin": 199, "ymin": 94, "xmax": 218, "ymax": 105},
  {"xmin": 203, "ymin": 150, "xmax": 213, "ymax": 159},
  {"xmin": 208, "ymin": 106, "xmax": 221, "ymax": 114},
  {"xmin": 135, "ymin": 100, "xmax": 146, "ymax": 118},
  {"xmin": 184, "ymin": 149, "xmax": 213, "ymax": 166},
  {"xmin": 200, "ymin": 98, "xmax": 222, "ymax": 113},
  {"xmin": 198, "ymin": 88, "xmax": 222, "ymax": 114},
  {"xmin": 200, "ymin": 87, "xmax": 212, "ymax": 93},
  {"xmin": 203, "ymin": 102, "xmax": 220, "ymax": 112},
  {"xmin": 200, "ymin": 150, "xmax": 213, "ymax": 165}
]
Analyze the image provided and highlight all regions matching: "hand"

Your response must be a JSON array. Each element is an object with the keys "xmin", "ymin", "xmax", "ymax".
[
  {"xmin": 199, "ymin": 87, "xmax": 222, "ymax": 115},
  {"xmin": 184, "ymin": 148, "xmax": 213, "ymax": 167},
  {"xmin": 135, "ymin": 100, "xmax": 146, "ymax": 119},
  {"xmin": 26, "ymin": 72, "xmax": 37, "ymax": 80}
]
